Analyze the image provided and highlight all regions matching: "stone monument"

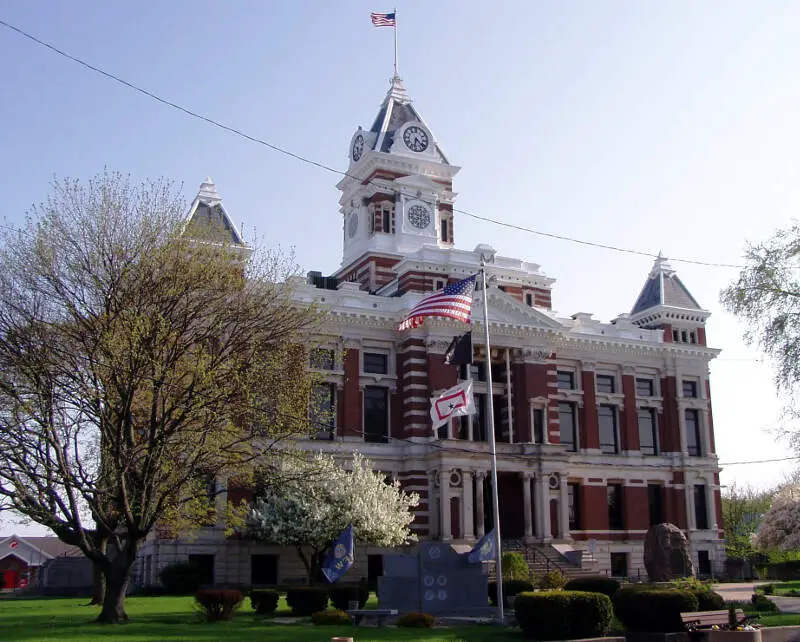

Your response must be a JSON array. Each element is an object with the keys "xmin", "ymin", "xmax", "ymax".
[
  {"xmin": 644, "ymin": 523, "xmax": 695, "ymax": 581},
  {"xmin": 378, "ymin": 541, "xmax": 494, "ymax": 616}
]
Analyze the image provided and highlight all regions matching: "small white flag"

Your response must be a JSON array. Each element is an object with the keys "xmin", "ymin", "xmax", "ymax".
[{"xmin": 430, "ymin": 380, "xmax": 476, "ymax": 430}]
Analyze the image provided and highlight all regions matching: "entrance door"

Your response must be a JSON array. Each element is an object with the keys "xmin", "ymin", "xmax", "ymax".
[
  {"xmin": 550, "ymin": 500, "xmax": 559, "ymax": 538},
  {"xmin": 450, "ymin": 497, "xmax": 461, "ymax": 539},
  {"xmin": 3, "ymin": 570, "xmax": 19, "ymax": 589}
]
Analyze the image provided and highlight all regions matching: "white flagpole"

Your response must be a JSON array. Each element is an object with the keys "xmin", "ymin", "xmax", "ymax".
[
  {"xmin": 480, "ymin": 257, "xmax": 504, "ymax": 622},
  {"xmin": 393, "ymin": 8, "xmax": 399, "ymax": 77}
]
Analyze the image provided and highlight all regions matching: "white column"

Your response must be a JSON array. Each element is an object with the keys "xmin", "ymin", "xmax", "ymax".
[
  {"xmin": 559, "ymin": 474, "xmax": 570, "ymax": 539},
  {"xmin": 699, "ymin": 408, "xmax": 711, "ymax": 457},
  {"xmin": 463, "ymin": 470, "xmax": 475, "ymax": 540},
  {"xmin": 522, "ymin": 473, "xmax": 533, "ymax": 540},
  {"xmin": 537, "ymin": 475, "xmax": 551, "ymax": 542},
  {"xmin": 440, "ymin": 467, "xmax": 451, "ymax": 541},
  {"xmin": 685, "ymin": 476, "xmax": 696, "ymax": 531},
  {"xmin": 428, "ymin": 470, "xmax": 438, "ymax": 538},
  {"xmin": 678, "ymin": 401, "xmax": 689, "ymax": 455},
  {"xmin": 505, "ymin": 348, "xmax": 514, "ymax": 443},
  {"xmin": 706, "ymin": 478, "xmax": 717, "ymax": 531},
  {"xmin": 475, "ymin": 471, "xmax": 486, "ymax": 537}
]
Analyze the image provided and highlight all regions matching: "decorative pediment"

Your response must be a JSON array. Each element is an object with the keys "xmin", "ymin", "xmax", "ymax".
[{"xmin": 471, "ymin": 288, "xmax": 563, "ymax": 330}]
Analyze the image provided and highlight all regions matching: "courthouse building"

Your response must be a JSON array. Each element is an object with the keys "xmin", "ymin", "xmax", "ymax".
[{"xmin": 136, "ymin": 74, "xmax": 724, "ymax": 586}]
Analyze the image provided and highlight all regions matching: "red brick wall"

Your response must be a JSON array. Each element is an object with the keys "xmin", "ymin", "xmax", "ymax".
[
  {"xmin": 341, "ymin": 348, "xmax": 362, "ymax": 437},
  {"xmin": 621, "ymin": 375, "xmax": 640, "ymax": 451},
  {"xmin": 399, "ymin": 338, "xmax": 429, "ymax": 438},
  {"xmin": 697, "ymin": 327, "xmax": 707, "ymax": 346},
  {"xmin": 512, "ymin": 362, "xmax": 532, "ymax": 442},
  {"xmin": 624, "ymin": 485, "xmax": 649, "ymax": 531},
  {"xmin": 581, "ymin": 484, "xmax": 608, "ymax": 531},
  {"xmin": 663, "ymin": 325, "xmax": 674, "ymax": 342},
  {"xmin": 706, "ymin": 379, "xmax": 716, "ymax": 453},
  {"xmin": 660, "ymin": 376, "xmax": 680, "ymax": 452},
  {"xmin": 581, "ymin": 371, "xmax": 600, "ymax": 449}
]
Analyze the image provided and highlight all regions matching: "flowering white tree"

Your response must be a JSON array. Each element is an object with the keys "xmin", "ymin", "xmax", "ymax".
[
  {"xmin": 246, "ymin": 453, "xmax": 419, "ymax": 581},
  {"xmin": 753, "ymin": 484, "xmax": 800, "ymax": 550}
]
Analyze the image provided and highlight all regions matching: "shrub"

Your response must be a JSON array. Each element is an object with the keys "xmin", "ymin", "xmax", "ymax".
[
  {"xmin": 503, "ymin": 551, "xmax": 530, "ymax": 581},
  {"xmin": 613, "ymin": 587, "xmax": 699, "ymax": 633},
  {"xmin": 537, "ymin": 569, "xmax": 567, "ymax": 590},
  {"xmin": 396, "ymin": 611, "xmax": 435, "ymax": 628},
  {"xmin": 311, "ymin": 610, "xmax": 351, "ymax": 625},
  {"xmin": 488, "ymin": 579, "xmax": 535, "ymax": 606},
  {"xmin": 751, "ymin": 593, "xmax": 779, "ymax": 613},
  {"xmin": 250, "ymin": 588, "xmax": 280, "ymax": 614},
  {"xmin": 768, "ymin": 560, "xmax": 800, "ymax": 580},
  {"xmin": 564, "ymin": 576, "xmax": 621, "ymax": 598},
  {"xmin": 159, "ymin": 562, "xmax": 203, "ymax": 595},
  {"xmin": 692, "ymin": 588, "xmax": 725, "ymax": 610},
  {"xmin": 761, "ymin": 583, "xmax": 775, "ymax": 595},
  {"xmin": 515, "ymin": 590, "xmax": 613, "ymax": 641},
  {"xmin": 194, "ymin": 588, "xmax": 244, "ymax": 621},
  {"xmin": 328, "ymin": 584, "xmax": 369, "ymax": 611},
  {"xmin": 285, "ymin": 586, "xmax": 329, "ymax": 616}
]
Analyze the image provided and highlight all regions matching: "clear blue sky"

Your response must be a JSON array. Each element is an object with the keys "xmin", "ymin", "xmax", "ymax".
[{"xmin": 1, "ymin": 1, "xmax": 798, "ymax": 532}]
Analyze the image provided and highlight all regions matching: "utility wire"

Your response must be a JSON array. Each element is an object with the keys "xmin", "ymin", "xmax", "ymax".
[{"xmin": 0, "ymin": 17, "xmax": 746, "ymax": 270}]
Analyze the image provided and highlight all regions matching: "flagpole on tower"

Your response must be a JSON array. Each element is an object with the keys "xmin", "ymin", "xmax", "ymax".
[
  {"xmin": 480, "ymin": 255, "xmax": 504, "ymax": 623},
  {"xmin": 393, "ymin": 7, "xmax": 399, "ymax": 77}
]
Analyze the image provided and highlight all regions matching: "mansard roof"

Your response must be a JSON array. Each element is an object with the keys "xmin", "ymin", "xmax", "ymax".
[
  {"xmin": 184, "ymin": 178, "xmax": 245, "ymax": 246},
  {"xmin": 631, "ymin": 254, "xmax": 702, "ymax": 315},
  {"xmin": 368, "ymin": 75, "xmax": 449, "ymax": 163}
]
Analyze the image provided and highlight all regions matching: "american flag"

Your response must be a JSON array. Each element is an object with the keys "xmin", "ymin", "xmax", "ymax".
[
  {"xmin": 398, "ymin": 275, "xmax": 477, "ymax": 331},
  {"xmin": 370, "ymin": 12, "xmax": 396, "ymax": 27}
]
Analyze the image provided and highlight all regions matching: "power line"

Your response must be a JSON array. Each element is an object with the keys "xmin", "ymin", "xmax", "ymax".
[
  {"xmin": 0, "ymin": 17, "xmax": 745, "ymax": 271},
  {"xmin": 718, "ymin": 456, "xmax": 800, "ymax": 466}
]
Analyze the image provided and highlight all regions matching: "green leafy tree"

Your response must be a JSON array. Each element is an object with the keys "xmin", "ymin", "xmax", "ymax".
[
  {"xmin": 722, "ymin": 483, "xmax": 773, "ymax": 564},
  {"xmin": 0, "ymin": 172, "xmax": 320, "ymax": 623}
]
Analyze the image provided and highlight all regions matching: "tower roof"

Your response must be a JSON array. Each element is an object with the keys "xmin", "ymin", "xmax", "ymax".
[
  {"xmin": 184, "ymin": 177, "xmax": 245, "ymax": 246},
  {"xmin": 367, "ymin": 75, "xmax": 449, "ymax": 163},
  {"xmin": 631, "ymin": 253, "xmax": 703, "ymax": 315}
]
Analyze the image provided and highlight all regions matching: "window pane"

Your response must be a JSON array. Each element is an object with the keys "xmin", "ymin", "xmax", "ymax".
[
  {"xmin": 638, "ymin": 408, "xmax": 657, "ymax": 455},
  {"xmin": 557, "ymin": 371, "xmax": 575, "ymax": 390},
  {"xmin": 363, "ymin": 353, "xmax": 388, "ymax": 374},
  {"xmin": 364, "ymin": 386, "xmax": 388, "ymax": 443},
  {"xmin": 568, "ymin": 483, "xmax": 580, "ymax": 530},
  {"xmin": 309, "ymin": 383, "xmax": 335, "ymax": 439},
  {"xmin": 636, "ymin": 378, "xmax": 654, "ymax": 397},
  {"xmin": 682, "ymin": 380, "xmax": 698, "ymax": 398},
  {"xmin": 607, "ymin": 485, "xmax": 623, "ymax": 530},
  {"xmin": 694, "ymin": 484, "xmax": 709, "ymax": 530},
  {"xmin": 598, "ymin": 405, "xmax": 618, "ymax": 454},
  {"xmin": 558, "ymin": 402, "xmax": 577, "ymax": 451},
  {"xmin": 474, "ymin": 394, "xmax": 487, "ymax": 441},
  {"xmin": 596, "ymin": 375, "xmax": 615, "ymax": 394},
  {"xmin": 310, "ymin": 348, "xmax": 335, "ymax": 370},
  {"xmin": 648, "ymin": 484, "xmax": 663, "ymax": 526},
  {"xmin": 533, "ymin": 408, "xmax": 545, "ymax": 444},
  {"xmin": 685, "ymin": 409, "xmax": 701, "ymax": 456}
]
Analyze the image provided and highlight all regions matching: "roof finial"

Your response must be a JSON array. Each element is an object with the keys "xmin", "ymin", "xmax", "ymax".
[{"xmin": 198, "ymin": 177, "xmax": 220, "ymax": 203}]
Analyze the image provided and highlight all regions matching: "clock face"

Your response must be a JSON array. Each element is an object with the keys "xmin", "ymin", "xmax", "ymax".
[
  {"xmin": 347, "ymin": 211, "xmax": 358, "ymax": 238},
  {"xmin": 407, "ymin": 204, "xmax": 431, "ymax": 229},
  {"xmin": 351, "ymin": 134, "xmax": 364, "ymax": 162},
  {"xmin": 402, "ymin": 125, "xmax": 429, "ymax": 152}
]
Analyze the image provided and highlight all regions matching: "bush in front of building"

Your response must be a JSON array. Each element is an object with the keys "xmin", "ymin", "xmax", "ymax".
[
  {"xmin": 515, "ymin": 590, "xmax": 613, "ymax": 641},
  {"xmin": 328, "ymin": 584, "xmax": 369, "ymax": 611},
  {"xmin": 194, "ymin": 588, "xmax": 244, "ymax": 621},
  {"xmin": 536, "ymin": 569, "xmax": 567, "ymax": 590},
  {"xmin": 311, "ymin": 610, "xmax": 351, "ymax": 625},
  {"xmin": 612, "ymin": 587, "xmax": 699, "ymax": 633},
  {"xmin": 502, "ymin": 552, "xmax": 531, "ymax": 580},
  {"xmin": 563, "ymin": 576, "xmax": 621, "ymax": 598},
  {"xmin": 250, "ymin": 588, "xmax": 280, "ymax": 614},
  {"xmin": 488, "ymin": 579, "xmax": 535, "ymax": 606},
  {"xmin": 751, "ymin": 593, "xmax": 779, "ymax": 613},
  {"xmin": 396, "ymin": 611, "xmax": 435, "ymax": 628},
  {"xmin": 159, "ymin": 562, "xmax": 203, "ymax": 595},
  {"xmin": 767, "ymin": 560, "xmax": 800, "ymax": 580},
  {"xmin": 671, "ymin": 577, "xmax": 725, "ymax": 610},
  {"xmin": 285, "ymin": 586, "xmax": 329, "ymax": 616}
]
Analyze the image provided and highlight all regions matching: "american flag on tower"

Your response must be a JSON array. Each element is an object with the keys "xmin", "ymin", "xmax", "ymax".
[
  {"xmin": 370, "ymin": 12, "xmax": 396, "ymax": 27},
  {"xmin": 398, "ymin": 275, "xmax": 477, "ymax": 331}
]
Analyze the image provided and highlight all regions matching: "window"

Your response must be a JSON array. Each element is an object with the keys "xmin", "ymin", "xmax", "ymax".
[
  {"xmin": 558, "ymin": 402, "xmax": 578, "ymax": 451},
  {"xmin": 682, "ymin": 380, "xmax": 698, "ymax": 398},
  {"xmin": 490, "ymin": 362, "xmax": 505, "ymax": 383},
  {"xmin": 557, "ymin": 371, "xmax": 575, "ymax": 390},
  {"xmin": 525, "ymin": 292, "xmax": 533, "ymax": 307},
  {"xmin": 434, "ymin": 279, "xmax": 446, "ymax": 290},
  {"xmin": 596, "ymin": 374, "xmax": 615, "ymax": 394},
  {"xmin": 610, "ymin": 552, "xmax": 629, "ymax": 578},
  {"xmin": 440, "ymin": 218, "xmax": 449, "ymax": 242},
  {"xmin": 363, "ymin": 352, "xmax": 388, "ymax": 374},
  {"xmin": 672, "ymin": 329, "xmax": 680, "ymax": 342},
  {"xmin": 251, "ymin": 554, "xmax": 278, "ymax": 586},
  {"xmin": 636, "ymin": 378, "xmax": 654, "ymax": 397},
  {"xmin": 460, "ymin": 362, "xmax": 484, "ymax": 381},
  {"xmin": 568, "ymin": 483, "xmax": 581, "ymax": 530},
  {"xmin": 188, "ymin": 554, "xmax": 215, "ymax": 586},
  {"xmin": 689, "ymin": 331, "xmax": 697, "ymax": 344},
  {"xmin": 681, "ymin": 330, "xmax": 688, "ymax": 343},
  {"xmin": 607, "ymin": 484, "xmax": 624, "ymax": 530},
  {"xmin": 694, "ymin": 484, "xmax": 709, "ymax": 530},
  {"xmin": 697, "ymin": 550, "xmax": 711, "ymax": 576},
  {"xmin": 532, "ymin": 407, "xmax": 545, "ymax": 444},
  {"xmin": 371, "ymin": 204, "xmax": 395, "ymax": 234},
  {"xmin": 648, "ymin": 484, "xmax": 663, "ymax": 526},
  {"xmin": 685, "ymin": 409, "xmax": 702, "ymax": 456},
  {"xmin": 638, "ymin": 408, "xmax": 658, "ymax": 456},
  {"xmin": 598, "ymin": 405, "xmax": 619, "ymax": 454},
  {"xmin": 309, "ymin": 383, "xmax": 335, "ymax": 439},
  {"xmin": 364, "ymin": 386, "xmax": 389, "ymax": 443},
  {"xmin": 474, "ymin": 393, "xmax": 487, "ymax": 441},
  {"xmin": 310, "ymin": 348, "xmax": 335, "ymax": 370}
]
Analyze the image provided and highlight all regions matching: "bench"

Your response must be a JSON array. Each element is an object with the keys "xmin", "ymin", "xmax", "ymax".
[
  {"xmin": 680, "ymin": 609, "xmax": 747, "ymax": 631},
  {"xmin": 346, "ymin": 608, "xmax": 398, "ymax": 627}
]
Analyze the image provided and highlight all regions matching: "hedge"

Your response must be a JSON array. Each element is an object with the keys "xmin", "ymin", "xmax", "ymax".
[
  {"xmin": 563, "ymin": 576, "xmax": 621, "ymax": 598},
  {"xmin": 311, "ymin": 610, "xmax": 351, "ymax": 625},
  {"xmin": 613, "ymin": 587, "xmax": 699, "ymax": 633},
  {"xmin": 159, "ymin": 562, "xmax": 203, "ymax": 595},
  {"xmin": 328, "ymin": 584, "xmax": 369, "ymax": 611},
  {"xmin": 397, "ymin": 611, "xmax": 435, "ymax": 628},
  {"xmin": 250, "ymin": 588, "xmax": 280, "ymax": 614},
  {"xmin": 489, "ymin": 579, "xmax": 535, "ymax": 606},
  {"xmin": 194, "ymin": 588, "xmax": 244, "ymax": 621},
  {"xmin": 285, "ymin": 587, "xmax": 329, "ymax": 616},
  {"xmin": 515, "ymin": 590, "xmax": 613, "ymax": 641}
]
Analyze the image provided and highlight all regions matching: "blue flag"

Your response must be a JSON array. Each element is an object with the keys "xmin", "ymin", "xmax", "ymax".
[
  {"xmin": 467, "ymin": 528, "xmax": 497, "ymax": 564},
  {"xmin": 321, "ymin": 524, "xmax": 355, "ymax": 583}
]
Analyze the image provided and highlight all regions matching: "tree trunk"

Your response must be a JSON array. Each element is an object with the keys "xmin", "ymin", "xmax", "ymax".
[
  {"xmin": 95, "ymin": 564, "xmax": 131, "ymax": 624},
  {"xmin": 88, "ymin": 537, "xmax": 108, "ymax": 606}
]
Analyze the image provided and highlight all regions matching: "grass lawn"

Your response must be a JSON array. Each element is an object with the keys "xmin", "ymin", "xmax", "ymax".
[
  {"xmin": 0, "ymin": 596, "xmax": 524, "ymax": 642},
  {"xmin": 768, "ymin": 581, "xmax": 800, "ymax": 596}
]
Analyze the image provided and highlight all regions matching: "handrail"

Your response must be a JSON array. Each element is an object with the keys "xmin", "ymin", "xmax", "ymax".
[{"xmin": 502, "ymin": 538, "xmax": 568, "ymax": 575}]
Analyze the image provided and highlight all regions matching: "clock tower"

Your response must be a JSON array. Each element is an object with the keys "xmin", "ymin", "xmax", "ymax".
[{"xmin": 335, "ymin": 75, "xmax": 461, "ymax": 292}]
